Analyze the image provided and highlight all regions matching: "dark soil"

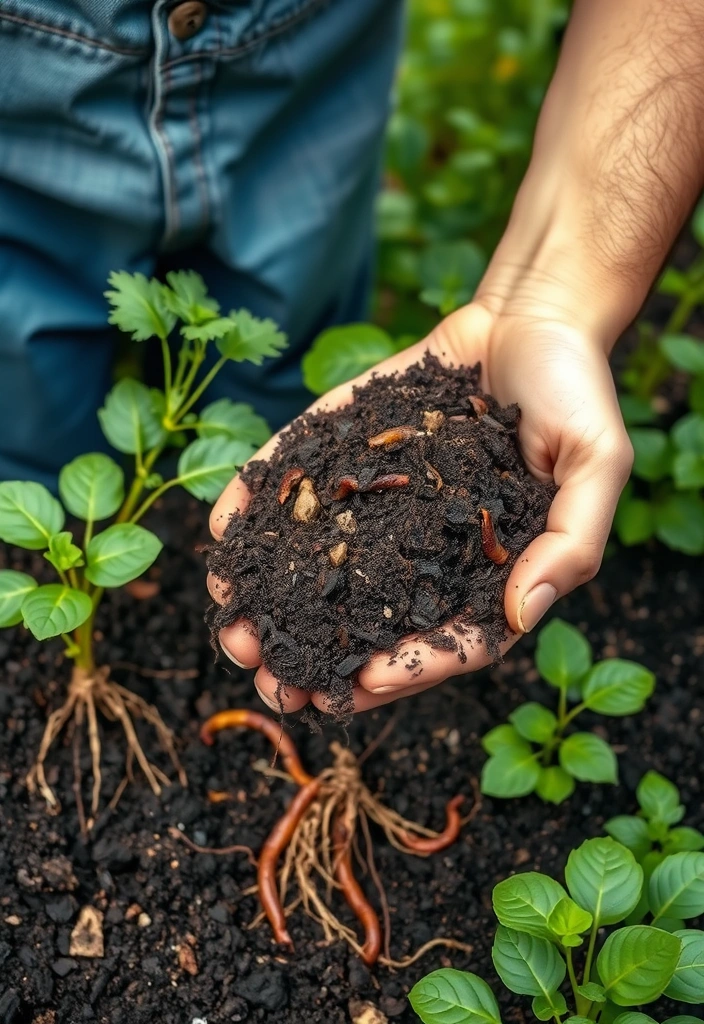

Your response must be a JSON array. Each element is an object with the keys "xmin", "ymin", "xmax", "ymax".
[
  {"xmin": 208, "ymin": 356, "xmax": 554, "ymax": 718},
  {"xmin": 1, "ymin": 493, "xmax": 702, "ymax": 1024}
]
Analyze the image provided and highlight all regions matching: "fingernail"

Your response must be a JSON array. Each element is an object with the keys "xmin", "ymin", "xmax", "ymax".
[
  {"xmin": 220, "ymin": 644, "xmax": 247, "ymax": 670},
  {"xmin": 517, "ymin": 583, "xmax": 557, "ymax": 633},
  {"xmin": 370, "ymin": 685, "xmax": 396, "ymax": 694},
  {"xmin": 255, "ymin": 684, "xmax": 280, "ymax": 712}
]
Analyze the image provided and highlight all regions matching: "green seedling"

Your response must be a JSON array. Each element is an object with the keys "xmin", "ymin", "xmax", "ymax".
[
  {"xmin": 0, "ymin": 270, "xmax": 285, "ymax": 819},
  {"xmin": 480, "ymin": 619, "xmax": 655, "ymax": 804},
  {"xmin": 410, "ymin": 837, "xmax": 704, "ymax": 1024}
]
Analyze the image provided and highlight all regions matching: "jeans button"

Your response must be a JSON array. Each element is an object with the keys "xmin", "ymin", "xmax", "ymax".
[{"xmin": 168, "ymin": 1, "xmax": 208, "ymax": 41}]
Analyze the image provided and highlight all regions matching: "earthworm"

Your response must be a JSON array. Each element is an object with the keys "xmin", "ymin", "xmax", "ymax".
[
  {"xmin": 259, "ymin": 779, "xmax": 321, "ymax": 948},
  {"xmin": 277, "ymin": 467, "xmax": 305, "ymax": 504},
  {"xmin": 364, "ymin": 474, "xmax": 410, "ymax": 493},
  {"xmin": 333, "ymin": 817, "xmax": 382, "ymax": 965},
  {"xmin": 479, "ymin": 508, "xmax": 509, "ymax": 565},
  {"xmin": 331, "ymin": 476, "xmax": 360, "ymax": 500},
  {"xmin": 199, "ymin": 709, "xmax": 314, "ymax": 787},
  {"xmin": 368, "ymin": 425, "xmax": 419, "ymax": 448},
  {"xmin": 397, "ymin": 795, "xmax": 465, "ymax": 854}
]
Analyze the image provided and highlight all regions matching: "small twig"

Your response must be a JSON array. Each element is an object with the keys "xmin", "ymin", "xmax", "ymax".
[
  {"xmin": 71, "ymin": 715, "xmax": 88, "ymax": 839},
  {"xmin": 108, "ymin": 774, "xmax": 130, "ymax": 812},
  {"xmin": 112, "ymin": 662, "xmax": 200, "ymax": 680},
  {"xmin": 380, "ymin": 936, "xmax": 475, "ymax": 969},
  {"xmin": 461, "ymin": 776, "xmax": 483, "ymax": 827},
  {"xmin": 168, "ymin": 826, "xmax": 257, "ymax": 867},
  {"xmin": 358, "ymin": 713, "xmax": 399, "ymax": 768}
]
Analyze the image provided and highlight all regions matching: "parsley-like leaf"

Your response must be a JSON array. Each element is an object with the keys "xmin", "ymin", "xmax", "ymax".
[
  {"xmin": 105, "ymin": 271, "xmax": 176, "ymax": 341},
  {"xmin": 216, "ymin": 310, "xmax": 288, "ymax": 365},
  {"xmin": 164, "ymin": 270, "xmax": 220, "ymax": 324},
  {"xmin": 182, "ymin": 317, "xmax": 237, "ymax": 343}
]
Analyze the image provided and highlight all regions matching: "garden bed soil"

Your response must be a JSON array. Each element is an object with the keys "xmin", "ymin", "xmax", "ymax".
[
  {"xmin": 208, "ymin": 356, "xmax": 553, "ymax": 716},
  {"xmin": 1, "ymin": 493, "xmax": 702, "ymax": 1024}
]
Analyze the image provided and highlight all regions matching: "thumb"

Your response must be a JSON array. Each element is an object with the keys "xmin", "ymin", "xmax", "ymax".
[{"xmin": 505, "ymin": 439, "xmax": 633, "ymax": 634}]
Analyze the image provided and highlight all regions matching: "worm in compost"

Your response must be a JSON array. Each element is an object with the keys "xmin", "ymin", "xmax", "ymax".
[
  {"xmin": 200, "ymin": 709, "xmax": 314, "ymax": 786},
  {"xmin": 333, "ymin": 817, "xmax": 382, "ymax": 965},
  {"xmin": 479, "ymin": 507, "xmax": 510, "ymax": 565},
  {"xmin": 277, "ymin": 467, "xmax": 305, "ymax": 504},
  {"xmin": 367, "ymin": 425, "xmax": 419, "ymax": 448},
  {"xmin": 397, "ymin": 795, "xmax": 464, "ymax": 854},
  {"xmin": 364, "ymin": 474, "xmax": 410, "ymax": 493}
]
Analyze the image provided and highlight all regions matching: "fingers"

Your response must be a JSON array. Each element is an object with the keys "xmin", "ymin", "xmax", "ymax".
[
  {"xmin": 505, "ymin": 435, "xmax": 633, "ymax": 634},
  {"xmin": 253, "ymin": 665, "xmax": 312, "ymax": 714},
  {"xmin": 219, "ymin": 622, "xmax": 261, "ymax": 669}
]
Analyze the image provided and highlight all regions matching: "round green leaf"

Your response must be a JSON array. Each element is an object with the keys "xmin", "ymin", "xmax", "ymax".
[
  {"xmin": 98, "ymin": 379, "xmax": 167, "ymax": 455},
  {"xmin": 0, "ymin": 570, "xmax": 38, "ymax": 627},
  {"xmin": 559, "ymin": 733, "xmax": 618, "ymax": 784},
  {"xmin": 480, "ymin": 745, "xmax": 541, "ymax": 799},
  {"xmin": 576, "ymin": 982, "xmax": 606, "ymax": 1003},
  {"xmin": 664, "ymin": 930, "xmax": 704, "ymax": 1003},
  {"xmin": 509, "ymin": 703, "xmax": 557, "ymax": 744},
  {"xmin": 659, "ymin": 335, "xmax": 704, "ymax": 375},
  {"xmin": 535, "ymin": 619, "xmax": 592, "ymax": 690},
  {"xmin": 672, "ymin": 413, "xmax": 704, "ymax": 455},
  {"xmin": 0, "ymin": 481, "xmax": 65, "ymax": 550},
  {"xmin": 177, "ymin": 436, "xmax": 254, "ymax": 503},
  {"xmin": 482, "ymin": 724, "xmax": 525, "ymax": 755},
  {"xmin": 597, "ymin": 925, "xmax": 681, "ymax": 1005},
  {"xmin": 491, "ymin": 926, "xmax": 566, "ymax": 997},
  {"xmin": 302, "ymin": 324, "xmax": 396, "ymax": 395},
  {"xmin": 197, "ymin": 399, "xmax": 271, "ymax": 447},
  {"xmin": 689, "ymin": 375, "xmax": 704, "ymax": 413},
  {"xmin": 637, "ymin": 771, "xmax": 684, "ymax": 826},
  {"xmin": 672, "ymin": 451, "xmax": 704, "ymax": 490},
  {"xmin": 664, "ymin": 1017, "xmax": 704, "ymax": 1024},
  {"xmin": 419, "ymin": 240, "xmax": 486, "ymax": 314},
  {"xmin": 408, "ymin": 968, "xmax": 503, "ymax": 1024},
  {"xmin": 619, "ymin": 395, "xmax": 657, "ymax": 427},
  {"xmin": 604, "ymin": 817, "xmax": 652, "ymax": 861},
  {"xmin": 547, "ymin": 897, "xmax": 593, "ymax": 944},
  {"xmin": 532, "ymin": 993, "xmax": 567, "ymax": 1021},
  {"xmin": 649, "ymin": 852, "xmax": 704, "ymax": 922},
  {"xmin": 612, "ymin": 1014, "xmax": 658, "ymax": 1024},
  {"xmin": 654, "ymin": 493, "xmax": 704, "ymax": 555},
  {"xmin": 535, "ymin": 766, "xmax": 575, "ymax": 805},
  {"xmin": 58, "ymin": 453, "xmax": 125, "ymax": 521},
  {"xmin": 492, "ymin": 873, "xmax": 567, "ymax": 940},
  {"xmin": 21, "ymin": 584, "xmax": 92, "ymax": 641},
  {"xmin": 664, "ymin": 829, "xmax": 704, "ymax": 854},
  {"xmin": 581, "ymin": 660, "xmax": 655, "ymax": 716},
  {"xmin": 614, "ymin": 498, "xmax": 655, "ymax": 547},
  {"xmin": 629, "ymin": 428, "xmax": 672, "ymax": 482},
  {"xmin": 565, "ymin": 838, "xmax": 644, "ymax": 925},
  {"xmin": 85, "ymin": 524, "xmax": 162, "ymax": 588}
]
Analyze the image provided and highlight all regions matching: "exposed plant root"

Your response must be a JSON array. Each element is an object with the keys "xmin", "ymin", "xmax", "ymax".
[
  {"xmin": 27, "ymin": 664, "xmax": 187, "ymax": 819},
  {"xmin": 199, "ymin": 709, "xmax": 472, "ymax": 965}
]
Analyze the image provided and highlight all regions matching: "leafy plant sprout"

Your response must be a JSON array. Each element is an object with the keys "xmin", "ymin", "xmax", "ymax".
[
  {"xmin": 480, "ymin": 619, "xmax": 655, "ymax": 804},
  {"xmin": 0, "ymin": 270, "xmax": 286, "ymax": 820},
  {"xmin": 410, "ymin": 837, "xmax": 704, "ymax": 1024}
]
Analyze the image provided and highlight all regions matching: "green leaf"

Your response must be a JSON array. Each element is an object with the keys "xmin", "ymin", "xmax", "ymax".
[
  {"xmin": 163, "ymin": 270, "xmax": 220, "ymax": 323},
  {"xmin": 672, "ymin": 413, "xmax": 704, "ymax": 454},
  {"xmin": 59, "ymin": 453, "xmax": 125, "ymax": 522},
  {"xmin": 181, "ymin": 317, "xmax": 237, "ymax": 343},
  {"xmin": 177, "ymin": 436, "xmax": 253, "ymax": 503},
  {"xmin": 482, "ymin": 724, "xmax": 526, "ymax": 755},
  {"xmin": 535, "ymin": 766, "xmax": 576, "ymax": 806},
  {"xmin": 689, "ymin": 375, "xmax": 704, "ymax": 413},
  {"xmin": 597, "ymin": 924, "xmax": 681, "ymax": 1005},
  {"xmin": 480, "ymin": 745, "xmax": 541, "ymax": 799},
  {"xmin": 98, "ymin": 379, "xmax": 168, "ymax": 455},
  {"xmin": 509, "ymin": 704, "xmax": 557, "ymax": 744},
  {"xmin": 657, "ymin": 267, "xmax": 689, "ymax": 296},
  {"xmin": 611, "ymin": 1014, "xmax": 658, "ymax": 1024},
  {"xmin": 691, "ymin": 196, "xmax": 704, "ymax": 246},
  {"xmin": 576, "ymin": 982, "xmax": 606, "ymax": 1003},
  {"xmin": 663, "ymin": 929, "xmax": 704, "ymax": 999},
  {"xmin": 672, "ymin": 451, "xmax": 704, "ymax": 489},
  {"xmin": 665, "ymin": 829, "xmax": 704, "ymax": 854},
  {"xmin": 535, "ymin": 618, "xmax": 592, "ymax": 690},
  {"xmin": 0, "ymin": 481, "xmax": 65, "ymax": 550},
  {"xmin": 105, "ymin": 270, "xmax": 176, "ymax": 341},
  {"xmin": 565, "ymin": 838, "xmax": 644, "ymax": 925},
  {"xmin": 21, "ymin": 584, "xmax": 92, "ymax": 641},
  {"xmin": 419, "ymin": 241, "xmax": 487, "ymax": 314},
  {"xmin": 604, "ymin": 817, "xmax": 652, "ymax": 861},
  {"xmin": 629, "ymin": 428, "xmax": 672, "ymax": 482},
  {"xmin": 44, "ymin": 532, "xmax": 84, "ymax": 572},
  {"xmin": 664, "ymin": 1017, "xmax": 704, "ymax": 1024},
  {"xmin": 302, "ymin": 324, "xmax": 397, "ymax": 395},
  {"xmin": 532, "ymin": 993, "xmax": 567, "ymax": 1021},
  {"xmin": 408, "ymin": 969, "xmax": 503, "ymax": 1024},
  {"xmin": 559, "ymin": 733, "xmax": 618, "ymax": 784},
  {"xmin": 581, "ymin": 660, "xmax": 655, "ymax": 716},
  {"xmin": 564, "ymin": 1018, "xmax": 593, "ymax": 1024},
  {"xmin": 637, "ymin": 771, "xmax": 684, "ymax": 826},
  {"xmin": 197, "ymin": 399, "xmax": 271, "ymax": 447},
  {"xmin": 659, "ymin": 335, "xmax": 704, "ymax": 375},
  {"xmin": 491, "ymin": 926, "xmax": 566, "ymax": 997},
  {"xmin": 654, "ymin": 493, "xmax": 704, "ymax": 555},
  {"xmin": 0, "ymin": 570, "xmax": 38, "ymax": 627},
  {"xmin": 614, "ymin": 497, "xmax": 655, "ymax": 547},
  {"xmin": 619, "ymin": 395, "xmax": 657, "ymax": 427},
  {"xmin": 85, "ymin": 524, "xmax": 162, "ymax": 588},
  {"xmin": 649, "ymin": 852, "xmax": 704, "ymax": 922},
  {"xmin": 547, "ymin": 897, "xmax": 593, "ymax": 947},
  {"xmin": 215, "ymin": 309, "xmax": 287, "ymax": 365},
  {"xmin": 492, "ymin": 873, "xmax": 567, "ymax": 940}
]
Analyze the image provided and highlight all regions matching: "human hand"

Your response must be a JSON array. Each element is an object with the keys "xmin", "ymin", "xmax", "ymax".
[{"xmin": 208, "ymin": 299, "xmax": 632, "ymax": 716}]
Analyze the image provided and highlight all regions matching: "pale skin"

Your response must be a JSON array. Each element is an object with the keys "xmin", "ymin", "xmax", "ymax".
[{"xmin": 209, "ymin": 0, "xmax": 704, "ymax": 715}]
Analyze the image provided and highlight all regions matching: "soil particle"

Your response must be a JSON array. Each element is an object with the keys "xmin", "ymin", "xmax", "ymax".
[
  {"xmin": 238, "ymin": 967, "xmax": 289, "ymax": 1011},
  {"xmin": 208, "ymin": 356, "xmax": 554, "ymax": 717}
]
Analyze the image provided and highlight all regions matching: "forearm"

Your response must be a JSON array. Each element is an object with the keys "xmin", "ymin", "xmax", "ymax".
[{"xmin": 477, "ymin": 0, "xmax": 704, "ymax": 348}]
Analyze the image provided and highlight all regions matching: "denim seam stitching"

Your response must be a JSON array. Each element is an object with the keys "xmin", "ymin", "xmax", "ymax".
[
  {"xmin": 189, "ymin": 62, "xmax": 211, "ymax": 233},
  {"xmin": 161, "ymin": 0, "xmax": 329, "ymax": 71},
  {"xmin": 0, "ymin": 11, "xmax": 148, "ymax": 56}
]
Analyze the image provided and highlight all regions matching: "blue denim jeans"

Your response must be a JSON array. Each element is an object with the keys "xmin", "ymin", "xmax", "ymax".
[{"xmin": 0, "ymin": 0, "xmax": 404, "ymax": 487}]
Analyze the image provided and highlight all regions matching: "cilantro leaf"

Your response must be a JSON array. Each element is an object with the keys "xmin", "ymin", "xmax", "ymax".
[
  {"xmin": 163, "ymin": 270, "xmax": 220, "ymax": 324},
  {"xmin": 105, "ymin": 271, "xmax": 176, "ymax": 342},
  {"xmin": 216, "ymin": 310, "xmax": 288, "ymax": 364}
]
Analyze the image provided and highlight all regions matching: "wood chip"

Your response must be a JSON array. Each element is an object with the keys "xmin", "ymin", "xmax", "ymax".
[
  {"xmin": 335, "ymin": 510, "xmax": 357, "ymax": 534},
  {"xmin": 69, "ymin": 906, "xmax": 104, "ymax": 958},
  {"xmin": 292, "ymin": 477, "xmax": 321, "ymax": 522},
  {"xmin": 350, "ymin": 1002, "xmax": 389, "ymax": 1024},
  {"xmin": 383, "ymin": 606, "xmax": 393, "ymax": 619},
  {"xmin": 422, "ymin": 409, "xmax": 445, "ymax": 433},
  {"xmin": 177, "ymin": 940, "xmax": 199, "ymax": 976},
  {"xmin": 367, "ymin": 425, "xmax": 419, "ymax": 448},
  {"xmin": 329, "ymin": 542, "xmax": 348, "ymax": 567},
  {"xmin": 137, "ymin": 912, "xmax": 151, "ymax": 928}
]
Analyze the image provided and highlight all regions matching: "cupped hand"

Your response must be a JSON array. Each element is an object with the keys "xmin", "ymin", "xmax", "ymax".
[{"xmin": 208, "ymin": 301, "xmax": 632, "ymax": 715}]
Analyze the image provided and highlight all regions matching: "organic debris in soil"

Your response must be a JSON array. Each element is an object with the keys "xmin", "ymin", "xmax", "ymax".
[{"xmin": 208, "ymin": 355, "xmax": 554, "ymax": 717}]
